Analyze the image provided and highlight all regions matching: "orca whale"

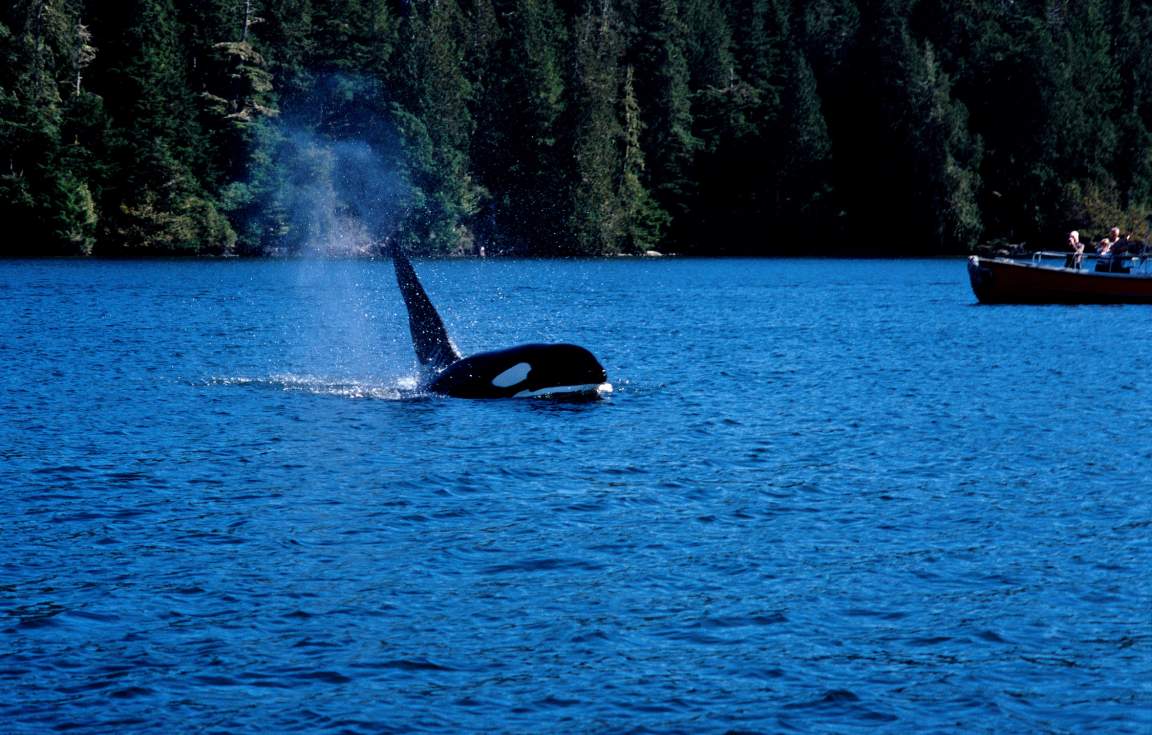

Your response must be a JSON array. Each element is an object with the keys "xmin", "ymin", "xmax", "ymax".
[{"xmin": 391, "ymin": 247, "xmax": 610, "ymax": 399}]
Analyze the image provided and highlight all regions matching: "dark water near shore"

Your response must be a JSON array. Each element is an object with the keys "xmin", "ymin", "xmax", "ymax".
[{"xmin": 2, "ymin": 258, "xmax": 1149, "ymax": 734}]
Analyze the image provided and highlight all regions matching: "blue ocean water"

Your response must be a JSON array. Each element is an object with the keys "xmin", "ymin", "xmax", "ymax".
[{"xmin": 1, "ymin": 257, "xmax": 1149, "ymax": 734}]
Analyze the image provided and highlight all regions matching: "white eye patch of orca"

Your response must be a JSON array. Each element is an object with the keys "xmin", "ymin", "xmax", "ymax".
[{"xmin": 492, "ymin": 362, "xmax": 532, "ymax": 388}]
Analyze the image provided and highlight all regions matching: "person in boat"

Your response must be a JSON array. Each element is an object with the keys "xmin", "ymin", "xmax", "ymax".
[
  {"xmin": 1096, "ymin": 227, "xmax": 1129, "ymax": 273},
  {"xmin": 1113, "ymin": 230, "xmax": 1143, "ymax": 267},
  {"xmin": 1095, "ymin": 229, "xmax": 1114, "ymax": 271},
  {"xmin": 1122, "ymin": 232, "xmax": 1146, "ymax": 257},
  {"xmin": 1065, "ymin": 230, "xmax": 1085, "ymax": 269},
  {"xmin": 1113, "ymin": 229, "xmax": 1133, "ymax": 255},
  {"xmin": 1107, "ymin": 227, "xmax": 1122, "ymax": 249}
]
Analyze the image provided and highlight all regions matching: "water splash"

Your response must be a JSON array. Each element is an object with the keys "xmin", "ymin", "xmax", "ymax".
[
  {"xmin": 275, "ymin": 132, "xmax": 410, "ymax": 257},
  {"xmin": 206, "ymin": 374, "xmax": 422, "ymax": 401},
  {"xmin": 254, "ymin": 78, "xmax": 418, "ymax": 384},
  {"xmin": 268, "ymin": 73, "xmax": 412, "ymax": 257}
]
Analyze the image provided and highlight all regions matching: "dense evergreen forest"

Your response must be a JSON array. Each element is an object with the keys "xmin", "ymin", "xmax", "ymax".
[{"xmin": 2, "ymin": 0, "xmax": 1150, "ymax": 256}]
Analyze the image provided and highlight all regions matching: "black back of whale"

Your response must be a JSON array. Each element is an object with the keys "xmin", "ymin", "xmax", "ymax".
[{"xmin": 391, "ymin": 248, "xmax": 607, "ymax": 398}]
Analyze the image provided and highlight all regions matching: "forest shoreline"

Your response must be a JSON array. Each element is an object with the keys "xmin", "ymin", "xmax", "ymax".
[
  {"xmin": 0, "ymin": 249, "xmax": 993, "ymax": 261},
  {"xmin": 4, "ymin": 1, "xmax": 1149, "ymax": 260}
]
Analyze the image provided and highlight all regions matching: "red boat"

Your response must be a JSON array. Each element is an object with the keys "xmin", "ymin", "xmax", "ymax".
[{"xmin": 967, "ymin": 252, "xmax": 1152, "ymax": 304}]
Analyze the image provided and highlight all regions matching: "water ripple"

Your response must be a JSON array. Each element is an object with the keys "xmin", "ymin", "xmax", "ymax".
[{"xmin": 1, "ymin": 259, "xmax": 1149, "ymax": 734}]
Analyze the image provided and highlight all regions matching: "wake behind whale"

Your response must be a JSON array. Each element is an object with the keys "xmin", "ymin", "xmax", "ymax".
[{"xmin": 391, "ymin": 248, "xmax": 611, "ymax": 399}]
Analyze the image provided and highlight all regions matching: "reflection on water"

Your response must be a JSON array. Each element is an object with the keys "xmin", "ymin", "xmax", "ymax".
[{"xmin": 1, "ymin": 258, "xmax": 1149, "ymax": 734}]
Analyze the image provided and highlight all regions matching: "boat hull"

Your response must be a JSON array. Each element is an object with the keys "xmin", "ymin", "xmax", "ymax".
[{"xmin": 967, "ymin": 256, "xmax": 1152, "ymax": 304}]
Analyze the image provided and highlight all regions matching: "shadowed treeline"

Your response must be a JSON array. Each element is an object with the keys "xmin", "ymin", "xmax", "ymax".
[{"xmin": 2, "ymin": 0, "xmax": 1150, "ymax": 256}]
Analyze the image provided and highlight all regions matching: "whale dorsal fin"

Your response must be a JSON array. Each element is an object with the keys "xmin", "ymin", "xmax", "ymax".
[{"xmin": 391, "ymin": 245, "xmax": 462, "ymax": 372}]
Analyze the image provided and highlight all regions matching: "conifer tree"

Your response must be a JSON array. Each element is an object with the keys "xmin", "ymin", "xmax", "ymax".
[
  {"xmin": 837, "ymin": 0, "xmax": 981, "ymax": 252},
  {"xmin": 0, "ymin": 0, "xmax": 98, "ymax": 254},
  {"xmin": 730, "ymin": 0, "xmax": 783, "ymax": 102},
  {"xmin": 679, "ymin": 0, "xmax": 748, "ymax": 250},
  {"xmin": 1112, "ymin": 0, "xmax": 1152, "ymax": 223},
  {"xmin": 568, "ymin": 3, "xmax": 624, "ymax": 254},
  {"xmin": 90, "ymin": 0, "xmax": 234, "ymax": 253},
  {"xmin": 311, "ymin": 0, "xmax": 394, "ymax": 73},
  {"xmin": 629, "ymin": 0, "xmax": 698, "ymax": 246},
  {"xmin": 1063, "ymin": 0, "xmax": 1119, "ymax": 179},
  {"xmin": 798, "ymin": 0, "xmax": 859, "ymax": 83},
  {"xmin": 689, "ymin": 0, "xmax": 792, "ymax": 252},
  {"xmin": 775, "ymin": 44, "xmax": 836, "ymax": 244},
  {"xmin": 461, "ymin": 0, "xmax": 500, "ymax": 100},
  {"xmin": 683, "ymin": 0, "xmax": 735, "ymax": 92},
  {"xmin": 618, "ymin": 65, "xmax": 668, "ymax": 252},
  {"xmin": 472, "ymin": 0, "xmax": 568, "ymax": 253},
  {"xmin": 178, "ymin": 0, "xmax": 278, "ymax": 186},
  {"xmin": 392, "ymin": 0, "xmax": 478, "ymax": 254},
  {"xmin": 255, "ymin": 0, "xmax": 313, "ymax": 93},
  {"xmin": 908, "ymin": 43, "xmax": 982, "ymax": 250}
]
